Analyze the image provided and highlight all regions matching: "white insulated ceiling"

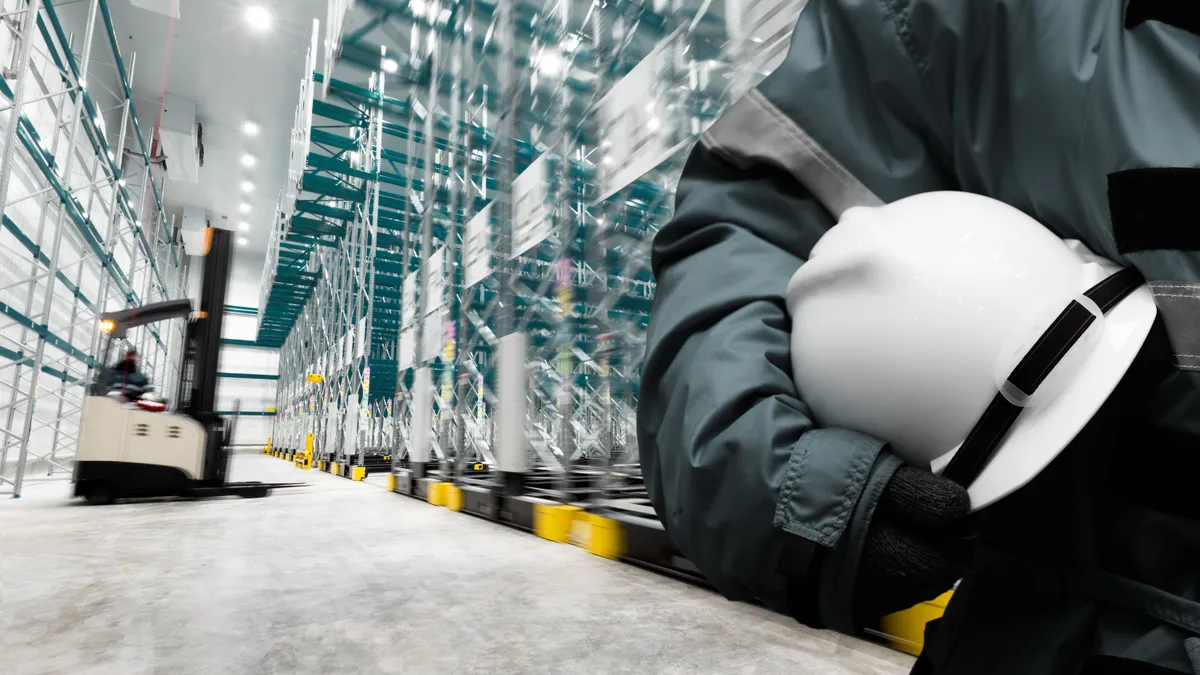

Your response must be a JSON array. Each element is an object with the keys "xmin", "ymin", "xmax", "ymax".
[{"xmin": 69, "ymin": 0, "xmax": 329, "ymax": 260}]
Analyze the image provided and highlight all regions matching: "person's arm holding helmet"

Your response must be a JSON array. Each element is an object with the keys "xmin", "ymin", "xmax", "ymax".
[{"xmin": 638, "ymin": 0, "xmax": 971, "ymax": 631}]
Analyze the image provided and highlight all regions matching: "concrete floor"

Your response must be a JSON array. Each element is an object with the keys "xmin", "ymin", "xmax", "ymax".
[{"xmin": 0, "ymin": 454, "xmax": 915, "ymax": 675}]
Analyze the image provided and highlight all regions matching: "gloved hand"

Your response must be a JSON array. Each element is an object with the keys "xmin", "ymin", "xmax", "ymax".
[{"xmin": 853, "ymin": 466, "xmax": 974, "ymax": 622}]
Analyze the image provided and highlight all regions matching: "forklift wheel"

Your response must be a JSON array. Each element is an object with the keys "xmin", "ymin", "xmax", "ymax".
[
  {"xmin": 83, "ymin": 482, "xmax": 114, "ymax": 506},
  {"xmin": 238, "ymin": 487, "xmax": 269, "ymax": 499}
]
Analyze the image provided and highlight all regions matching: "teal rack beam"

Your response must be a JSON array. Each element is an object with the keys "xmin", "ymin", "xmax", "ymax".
[{"xmin": 218, "ymin": 372, "xmax": 280, "ymax": 381}]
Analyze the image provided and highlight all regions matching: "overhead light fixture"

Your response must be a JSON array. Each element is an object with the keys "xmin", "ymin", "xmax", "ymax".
[
  {"xmin": 410, "ymin": 0, "xmax": 427, "ymax": 18},
  {"xmin": 237, "ymin": 236, "xmax": 249, "ymax": 246},
  {"xmin": 241, "ymin": 154, "xmax": 256, "ymax": 167},
  {"xmin": 107, "ymin": 150, "xmax": 115, "ymax": 160},
  {"xmin": 78, "ymin": 77, "xmax": 87, "ymax": 88},
  {"xmin": 239, "ymin": 203, "xmax": 251, "ymax": 213},
  {"xmin": 238, "ymin": 221, "xmax": 250, "ymax": 232},
  {"xmin": 536, "ymin": 49, "xmax": 566, "ymax": 77},
  {"xmin": 242, "ymin": 121, "xmax": 259, "ymax": 136},
  {"xmin": 118, "ymin": 178, "xmax": 126, "ymax": 187},
  {"xmin": 240, "ymin": 180, "xmax": 254, "ymax": 193},
  {"xmin": 245, "ymin": 5, "xmax": 272, "ymax": 32},
  {"xmin": 381, "ymin": 58, "xmax": 399, "ymax": 74}
]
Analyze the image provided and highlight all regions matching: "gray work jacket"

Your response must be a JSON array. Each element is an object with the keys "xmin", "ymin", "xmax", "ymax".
[{"xmin": 638, "ymin": 1, "xmax": 1200, "ymax": 672}]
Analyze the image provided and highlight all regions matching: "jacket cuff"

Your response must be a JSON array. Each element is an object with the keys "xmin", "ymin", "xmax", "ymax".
[
  {"xmin": 819, "ymin": 451, "xmax": 903, "ymax": 633},
  {"xmin": 773, "ymin": 428, "xmax": 890, "ymax": 547},
  {"xmin": 777, "ymin": 452, "xmax": 903, "ymax": 631},
  {"xmin": 772, "ymin": 428, "xmax": 896, "ymax": 631}
]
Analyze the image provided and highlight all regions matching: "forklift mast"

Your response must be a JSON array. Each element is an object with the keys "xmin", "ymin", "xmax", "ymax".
[
  {"xmin": 184, "ymin": 226, "xmax": 232, "ymax": 418},
  {"xmin": 179, "ymin": 227, "xmax": 232, "ymax": 484}
]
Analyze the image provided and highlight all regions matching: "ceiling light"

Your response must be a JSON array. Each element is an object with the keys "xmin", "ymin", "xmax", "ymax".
[
  {"xmin": 536, "ymin": 49, "xmax": 565, "ymax": 77},
  {"xmin": 237, "ymin": 236, "xmax": 249, "ymax": 246},
  {"xmin": 78, "ymin": 77, "xmax": 87, "ymax": 88},
  {"xmin": 118, "ymin": 178, "xmax": 126, "ymax": 187},
  {"xmin": 242, "ymin": 121, "xmax": 259, "ymax": 136},
  {"xmin": 238, "ymin": 221, "xmax": 250, "ymax": 232},
  {"xmin": 245, "ymin": 5, "xmax": 272, "ymax": 31},
  {"xmin": 239, "ymin": 203, "xmax": 251, "ymax": 213},
  {"xmin": 409, "ymin": 0, "xmax": 427, "ymax": 17},
  {"xmin": 381, "ymin": 58, "xmax": 399, "ymax": 74},
  {"xmin": 241, "ymin": 154, "xmax": 256, "ymax": 167},
  {"xmin": 240, "ymin": 181, "xmax": 254, "ymax": 192}
]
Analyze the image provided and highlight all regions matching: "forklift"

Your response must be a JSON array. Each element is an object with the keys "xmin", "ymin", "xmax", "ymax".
[{"xmin": 73, "ymin": 227, "xmax": 302, "ymax": 504}]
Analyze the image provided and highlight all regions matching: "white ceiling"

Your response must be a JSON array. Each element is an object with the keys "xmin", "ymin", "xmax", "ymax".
[{"xmin": 62, "ymin": 0, "xmax": 329, "ymax": 266}]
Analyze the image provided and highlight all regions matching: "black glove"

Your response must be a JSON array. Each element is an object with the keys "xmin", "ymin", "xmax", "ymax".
[{"xmin": 853, "ymin": 466, "xmax": 974, "ymax": 622}]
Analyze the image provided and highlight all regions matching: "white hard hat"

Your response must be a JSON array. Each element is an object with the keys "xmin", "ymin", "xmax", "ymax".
[{"xmin": 786, "ymin": 192, "xmax": 1157, "ymax": 510}]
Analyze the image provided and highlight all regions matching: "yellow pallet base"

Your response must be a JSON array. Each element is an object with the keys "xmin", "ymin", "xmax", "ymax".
[
  {"xmin": 426, "ymin": 481, "xmax": 449, "ymax": 506},
  {"xmin": 443, "ymin": 485, "xmax": 463, "ymax": 512},
  {"xmin": 534, "ymin": 504, "xmax": 583, "ymax": 543},
  {"xmin": 332, "ymin": 463, "xmax": 342, "ymax": 476},
  {"xmin": 880, "ymin": 590, "xmax": 954, "ymax": 656},
  {"xmin": 569, "ymin": 512, "xmax": 625, "ymax": 560},
  {"xmin": 351, "ymin": 465, "xmax": 366, "ymax": 481},
  {"xmin": 385, "ymin": 473, "xmax": 397, "ymax": 492},
  {"xmin": 317, "ymin": 460, "xmax": 326, "ymax": 471}
]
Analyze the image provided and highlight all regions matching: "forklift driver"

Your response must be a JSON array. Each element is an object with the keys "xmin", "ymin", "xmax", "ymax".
[{"xmin": 105, "ymin": 347, "xmax": 151, "ymax": 400}]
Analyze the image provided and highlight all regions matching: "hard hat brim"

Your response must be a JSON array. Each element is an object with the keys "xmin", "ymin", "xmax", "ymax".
[{"xmin": 931, "ymin": 282, "xmax": 1158, "ymax": 510}]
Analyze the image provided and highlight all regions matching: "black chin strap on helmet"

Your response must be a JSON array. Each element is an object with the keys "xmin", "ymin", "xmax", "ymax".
[{"xmin": 939, "ymin": 267, "xmax": 1146, "ymax": 487}]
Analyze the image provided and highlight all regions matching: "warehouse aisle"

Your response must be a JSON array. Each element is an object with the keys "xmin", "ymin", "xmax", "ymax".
[{"xmin": 0, "ymin": 454, "xmax": 914, "ymax": 675}]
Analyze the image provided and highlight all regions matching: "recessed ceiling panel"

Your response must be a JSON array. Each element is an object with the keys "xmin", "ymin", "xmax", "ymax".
[{"xmin": 129, "ymin": 0, "xmax": 181, "ymax": 20}]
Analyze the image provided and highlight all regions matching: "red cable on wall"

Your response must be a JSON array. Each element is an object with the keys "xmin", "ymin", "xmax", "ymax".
[{"xmin": 142, "ymin": 0, "xmax": 178, "ymax": 235}]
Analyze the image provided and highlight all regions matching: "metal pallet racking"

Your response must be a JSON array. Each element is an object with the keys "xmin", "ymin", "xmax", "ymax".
[
  {"xmin": 262, "ymin": 0, "xmax": 807, "ymax": 514},
  {"xmin": 0, "ymin": 0, "xmax": 187, "ymax": 497}
]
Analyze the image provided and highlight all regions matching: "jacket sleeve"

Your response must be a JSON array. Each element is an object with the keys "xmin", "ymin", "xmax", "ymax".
[{"xmin": 636, "ymin": 0, "xmax": 957, "ymax": 632}]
